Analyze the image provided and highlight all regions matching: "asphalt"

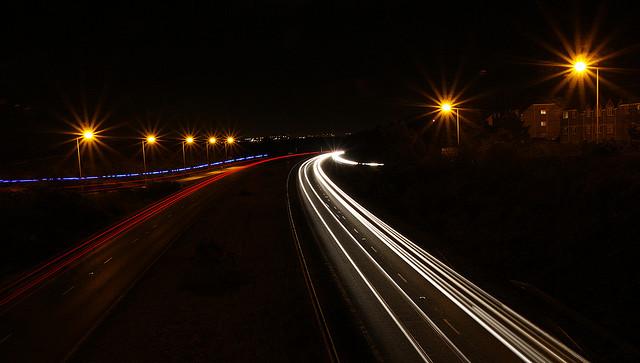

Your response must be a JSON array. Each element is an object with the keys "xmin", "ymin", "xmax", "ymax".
[
  {"xmin": 296, "ymin": 153, "xmax": 587, "ymax": 362},
  {"xmin": 0, "ymin": 155, "xmax": 328, "ymax": 362}
]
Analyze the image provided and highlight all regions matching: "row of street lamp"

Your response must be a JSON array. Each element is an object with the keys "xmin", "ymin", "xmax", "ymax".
[
  {"xmin": 435, "ymin": 56, "xmax": 599, "ymax": 145},
  {"xmin": 73, "ymin": 58, "xmax": 600, "ymax": 175},
  {"xmin": 76, "ymin": 132, "xmax": 236, "ymax": 177}
]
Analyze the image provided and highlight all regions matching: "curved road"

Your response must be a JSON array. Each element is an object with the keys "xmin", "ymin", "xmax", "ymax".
[
  {"xmin": 0, "ymin": 153, "xmax": 316, "ymax": 362},
  {"xmin": 296, "ymin": 152, "xmax": 588, "ymax": 363}
]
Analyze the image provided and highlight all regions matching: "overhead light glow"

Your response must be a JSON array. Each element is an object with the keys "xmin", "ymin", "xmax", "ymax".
[
  {"xmin": 573, "ymin": 60, "xmax": 587, "ymax": 73},
  {"xmin": 82, "ymin": 130, "xmax": 94, "ymax": 140}
]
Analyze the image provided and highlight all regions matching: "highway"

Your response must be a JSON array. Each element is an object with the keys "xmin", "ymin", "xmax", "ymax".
[
  {"xmin": 0, "ymin": 153, "xmax": 315, "ymax": 362},
  {"xmin": 296, "ymin": 152, "xmax": 588, "ymax": 362}
]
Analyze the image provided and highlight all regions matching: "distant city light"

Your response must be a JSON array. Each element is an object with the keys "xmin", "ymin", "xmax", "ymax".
[
  {"xmin": 226, "ymin": 136, "xmax": 235, "ymax": 144},
  {"xmin": 209, "ymin": 136, "xmax": 217, "ymax": 144},
  {"xmin": 185, "ymin": 136, "xmax": 194, "ymax": 144},
  {"xmin": 146, "ymin": 135, "xmax": 156, "ymax": 144}
]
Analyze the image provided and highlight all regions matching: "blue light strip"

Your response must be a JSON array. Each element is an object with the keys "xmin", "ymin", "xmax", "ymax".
[{"xmin": 0, "ymin": 154, "xmax": 269, "ymax": 184}]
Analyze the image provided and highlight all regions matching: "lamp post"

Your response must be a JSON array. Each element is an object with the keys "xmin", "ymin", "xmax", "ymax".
[
  {"xmin": 225, "ymin": 136, "xmax": 235, "ymax": 160},
  {"xmin": 76, "ymin": 130, "xmax": 95, "ymax": 178},
  {"xmin": 182, "ymin": 136, "xmax": 194, "ymax": 167},
  {"xmin": 440, "ymin": 102, "xmax": 460, "ymax": 146},
  {"xmin": 142, "ymin": 135, "xmax": 156, "ymax": 173},
  {"xmin": 207, "ymin": 136, "xmax": 217, "ymax": 164},
  {"xmin": 572, "ymin": 59, "xmax": 599, "ymax": 142}
]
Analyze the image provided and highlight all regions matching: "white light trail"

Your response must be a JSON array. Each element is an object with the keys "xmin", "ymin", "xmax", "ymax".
[
  {"xmin": 331, "ymin": 151, "xmax": 384, "ymax": 167},
  {"xmin": 299, "ymin": 153, "xmax": 588, "ymax": 363},
  {"xmin": 298, "ymin": 157, "xmax": 434, "ymax": 362}
]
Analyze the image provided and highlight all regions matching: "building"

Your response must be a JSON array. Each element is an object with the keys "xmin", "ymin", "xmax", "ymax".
[
  {"xmin": 521, "ymin": 103, "xmax": 563, "ymax": 140},
  {"xmin": 522, "ymin": 101, "xmax": 639, "ymax": 143}
]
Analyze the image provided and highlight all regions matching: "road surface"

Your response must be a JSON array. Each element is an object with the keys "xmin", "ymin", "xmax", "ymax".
[
  {"xmin": 295, "ymin": 152, "xmax": 588, "ymax": 362},
  {"xmin": 0, "ymin": 153, "xmax": 322, "ymax": 362}
]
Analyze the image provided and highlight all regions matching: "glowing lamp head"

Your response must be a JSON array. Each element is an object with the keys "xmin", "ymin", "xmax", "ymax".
[
  {"xmin": 209, "ymin": 137, "xmax": 217, "ymax": 144},
  {"xmin": 146, "ymin": 135, "xmax": 156, "ymax": 144},
  {"xmin": 226, "ymin": 136, "xmax": 235, "ymax": 144},
  {"xmin": 573, "ymin": 60, "xmax": 587, "ymax": 73},
  {"xmin": 82, "ymin": 130, "xmax": 94, "ymax": 140},
  {"xmin": 441, "ymin": 103, "xmax": 453, "ymax": 112},
  {"xmin": 185, "ymin": 136, "xmax": 194, "ymax": 144}
]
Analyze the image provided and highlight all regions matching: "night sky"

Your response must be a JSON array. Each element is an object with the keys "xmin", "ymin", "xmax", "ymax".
[{"xmin": 2, "ymin": 1, "xmax": 640, "ymax": 164}]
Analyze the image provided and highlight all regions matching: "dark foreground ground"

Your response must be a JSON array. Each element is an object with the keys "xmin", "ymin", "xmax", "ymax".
[{"xmin": 71, "ymin": 158, "xmax": 326, "ymax": 362}]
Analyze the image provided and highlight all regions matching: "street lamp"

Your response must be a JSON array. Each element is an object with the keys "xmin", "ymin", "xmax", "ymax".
[
  {"xmin": 224, "ymin": 136, "xmax": 235, "ymax": 160},
  {"xmin": 207, "ymin": 136, "xmax": 217, "ymax": 164},
  {"xmin": 142, "ymin": 135, "xmax": 156, "ymax": 173},
  {"xmin": 183, "ymin": 136, "xmax": 195, "ymax": 167},
  {"xmin": 76, "ymin": 129, "xmax": 95, "ymax": 178},
  {"xmin": 571, "ymin": 57, "xmax": 600, "ymax": 142},
  {"xmin": 439, "ymin": 102, "xmax": 460, "ymax": 146}
]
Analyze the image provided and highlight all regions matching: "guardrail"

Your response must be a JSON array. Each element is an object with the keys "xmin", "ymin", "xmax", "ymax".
[{"xmin": 0, "ymin": 154, "xmax": 269, "ymax": 184}]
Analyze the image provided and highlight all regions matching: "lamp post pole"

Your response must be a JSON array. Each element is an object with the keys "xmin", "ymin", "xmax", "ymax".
[
  {"xmin": 182, "ymin": 142, "xmax": 186, "ymax": 167},
  {"xmin": 595, "ymin": 66, "xmax": 599, "ymax": 143},
  {"xmin": 456, "ymin": 108, "xmax": 460, "ymax": 146},
  {"xmin": 76, "ymin": 138, "xmax": 83, "ymax": 178},
  {"xmin": 142, "ymin": 141, "xmax": 147, "ymax": 173}
]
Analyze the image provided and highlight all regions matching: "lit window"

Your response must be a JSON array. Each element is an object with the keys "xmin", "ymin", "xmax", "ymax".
[
  {"xmin": 540, "ymin": 109, "xmax": 547, "ymax": 115},
  {"xmin": 563, "ymin": 111, "xmax": 569, "ymax": 119},
  {"xmin": 540, "ymin": 121, "xmax": 547, "ymax": 127}
]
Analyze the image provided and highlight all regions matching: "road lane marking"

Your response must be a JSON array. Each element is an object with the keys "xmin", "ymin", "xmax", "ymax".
[
  {"xmin": 305, "ymin": 154, "xmax": 585, "ymax": 362},
  {"xmin": 103, "ymin": 257, "xmax": 113, "ymax": 264},
  {"xmin": 299, "ymin": 158, "xmax": 433, "ymax": 362},
  {"xmin": 130, "ymin": 238, "xmax": 139, "ymax": 244},
  {"xmin": 0, "ymin": 332, "xmax": 12, "ymax": 345},
  {"xmin": 89, "ymin": 271, "xmax": 95, "ymax": 276},
  {"xmin": 353, "ymin": 228, "xmax": 359, "ymax": 234},
  {"xmin": 62, "ymin": 286, "xmax": 75, "ymax": 296},
  {"xmin": 298, "ymin": 158, "xmax": 470, "ymax": 362},
  {"xmin": 397, "ymin": 273, "xmax": 408, "ymax": 283},
  {"xmin": 443, "ymin": 319, "xmax": 461, "ymax": 335},
  {"xmin": 370, "ymin": 246, "xmax": 377, "ymax": 253}
]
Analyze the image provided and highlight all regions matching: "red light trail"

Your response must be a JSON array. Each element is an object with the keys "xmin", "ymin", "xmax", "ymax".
[{"xmin": 0, "ymin": 152, "xmax": 318, "ymax": 310}]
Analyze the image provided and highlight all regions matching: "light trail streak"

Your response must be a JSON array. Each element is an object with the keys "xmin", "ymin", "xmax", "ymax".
[
  {"xmin": 298, "ymin": 157, "xmax": 434, "ymax": 363},
  {"xmin": 0, "ymin": 152, "xmax": 316, "ymax": 309},
  {"xmin": 0, "ymin": 154, "xmax": 268, "ymax": 184},
  {"xmin": 331, "ymin": 151, "xmax": 384, "ymax": 167},
  {"xmin": 299, "ymin": 152, "xmax": 588, "ymax": 363}
]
